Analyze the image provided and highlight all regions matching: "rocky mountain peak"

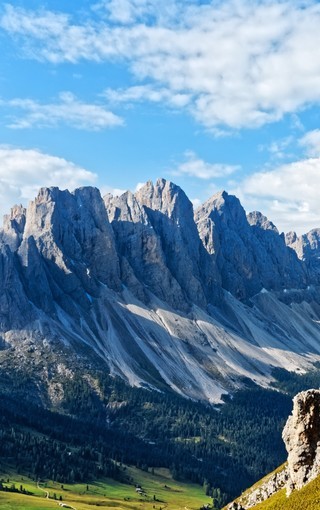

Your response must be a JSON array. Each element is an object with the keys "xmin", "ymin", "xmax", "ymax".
[
  {"xmin": 2, "ymin": 182, "xmax": 320, "ymax": 406},
  {"xmin": 286, "ymin": 228, "xmax": 320, "ymax": 259},
  {"xmin": 198, "ymin": 190, "xmax": 247, "ymax": 228},
  {"xmin": 247, "ymin": 211, "xmax": 279, "ymax": 233},
  {"xmin": 135, "ymin": 178, "xmax": 193, "ymax": 223},
  {"xmin": 3, "ymin": 204, "xmax": 26, "ymax": 232},
  {"xmin": 105, "ymin": 189, "xmax": 148, "ymax": 225},
  {"xmin": 283, "ymin": 389, "xmax": 320, "ymax": 494},
  {"xmin": 285, "ymin": 230, "xmax": 297, "ymax": 244},
  {"xmin": 15, "ymin": 186, "xmax": 121, "ymax": 316},
  {"xmin": 286, "ymin": 229, "xmax": 320, "ymax": 283},
  {"xmin": 2, "ymin": 203, "xmax": 27, "ymax": 250},
  {"xmin": 105, "ymin": 179, "xmax": 221, "ymax": 310}
]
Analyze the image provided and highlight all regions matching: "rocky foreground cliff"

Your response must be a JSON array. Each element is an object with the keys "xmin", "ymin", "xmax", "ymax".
[
  {"xmin": 228, "ymin": 389, "xmax": 320, "ymax": 509},
  {"xmin": 1, "ymin": 179, "xmax": 320, "ymax": 404}
]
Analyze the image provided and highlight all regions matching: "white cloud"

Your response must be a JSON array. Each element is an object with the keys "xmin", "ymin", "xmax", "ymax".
[
  {"xmin": 299, "ymin": 129, "xmax": 320, "ymax": 157},
  {"xmin": 191, "ymin": 197, "xmax": 202, "ymax": 209},
  {"xmin": 0, "ymin": 147, "xmax": 97, "ymax": 220},
  {"xmin": 103, "ymin": 85, "xmax": 191, "ymax": 108},
  {"xmin": 0, "ymin": 92, "xmax": 123, "ymax": 130},
  {"xmin": 94, "ymin": 0, "xmax": 158, "ymax": 24},
  {"xmin": 3, "ymin": 2, "xmax": 320, "ymax": 129},
  {"xmin": 93, "ymin": 0, "xmax": 179, "ymax": 25},
  {"xmin": 173, "ymin": 151, "xmax": 240, "ymax": 179},
  {"xmin": 232, "ymin": 157, "xmax": 320, "ymax": 234},
  {"xmin": 267, "ymin": 136, "xmax": 294, "ymax": 160}
]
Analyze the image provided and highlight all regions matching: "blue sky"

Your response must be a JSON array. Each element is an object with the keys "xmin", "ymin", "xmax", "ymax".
[{"xmin": 1, "ymin": 0, "xmax": 320, "ymax": 233}]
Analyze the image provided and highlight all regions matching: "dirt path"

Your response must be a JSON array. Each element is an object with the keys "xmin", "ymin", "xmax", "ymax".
[
  {"xmin": 37, "ymin": 481, "xmax": 50, "ymax": 499},
  {"xmin": 37, "ymin": 481, "xmax": 77, "ymax": 509}
]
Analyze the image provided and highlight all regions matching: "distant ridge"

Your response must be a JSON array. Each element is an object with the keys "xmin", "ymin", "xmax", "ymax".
[{"xmin": 1, "ymin": 179, "xmax": 320, "ymax": 403}]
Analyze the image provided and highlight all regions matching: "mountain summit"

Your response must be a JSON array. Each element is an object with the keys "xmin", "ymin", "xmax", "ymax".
[{"xmin": 1, "ymin": 180, "xmax": 320, "ymax": 403}]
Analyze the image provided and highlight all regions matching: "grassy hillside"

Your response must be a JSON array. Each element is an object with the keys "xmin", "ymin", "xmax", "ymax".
[
  {"xmin": 248, "ymin": 473, "xmax": 320, "ymax": 510},
  {"xmin": 0, "ymin": 465, "xmax": 212, "ymax": 510},
  {"xmin": 224, "ymin": 464, "xmax": 320, "ymax": 510}
]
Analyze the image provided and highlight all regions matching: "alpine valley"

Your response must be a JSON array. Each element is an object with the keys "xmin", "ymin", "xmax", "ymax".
[{"xmin": 2, "ymin": 178, "xmax": 320, "ymax": 508}]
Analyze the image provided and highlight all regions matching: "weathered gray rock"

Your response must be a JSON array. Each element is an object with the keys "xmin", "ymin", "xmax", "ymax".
[
  {"xmin": 1, "ymin": 204, "xmax": 26, "ymax": 250},
  {"xmin": 1, "ymin": 182, "xmax": 320, "ymax": 403},
  {"xmin": 228, "ymin": 465, "xmax": 289, "ymax": 509},
  {"xmin": 23, "ymin": 186, "xmax": 121, "ymax": 289},
  {"xmin": 283, "ymin": 389, "xmax": 320, "ymax": 494},
  {"xmin": 227, "ymin": 390, "xmax": 320, "ymax": 509},
  {"xmin": 106, "ymin": 179, "xmax": 221, "ymax": 311},
  {"xmin": 195, "ymin": 192, "xmax": 306, "ymax": 300},
  {"xmin": 286, "ymin": 229, "xmax": 320, "ymax": 283},
  {"xmin": 0, "ymin": 242, "xmax": 36, "ymax": 329}
]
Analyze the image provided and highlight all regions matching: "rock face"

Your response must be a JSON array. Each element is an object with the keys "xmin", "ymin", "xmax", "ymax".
[
  {"xmin": 195, "ymin": 193, "xmax": 306, "ymax": 301},
  {"xmin": 286, "ymin": 229, "xmax": 320, "ymax": 283},
  {"xmin": 105, "ymin": 179, "xmax": 221, "ymax": 311},
  {"xmin": 228, "ymin": 389, "xmax": 320, "ymax": 509},
  {"xmin": 228, "ymin": 466, "xmax": 289, "ymax": 509},
  {"xmin": 2, "ymin": 181, "xmax": 320, "ymax": 404},
  {"xmin": 283, "ymin": 389, "xmax": 320, "ymax": 493}
]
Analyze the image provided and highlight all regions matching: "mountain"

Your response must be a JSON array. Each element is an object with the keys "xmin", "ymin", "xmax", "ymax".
[
  {"xmin": 286, "ymin": 228, "xmax": 320, "ymax": 281},
  {"xmin": 1, "ymin": 179, "xmax": 320, "ymax": 406},
  {"xmin": 195, "ymin": 192, "xmax": 306, "ymax": 300}
]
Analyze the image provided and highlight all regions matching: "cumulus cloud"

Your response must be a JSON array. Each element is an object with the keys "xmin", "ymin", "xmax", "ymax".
[
  {"xmin": 299, "ymin": 129, "xmax": 320, "ymax": 157},
  {"xmin": 0, "ymin": 92, "xmax": 123, "ymax": 130},
  {"xmin": 232, "ymin": 158, "xmax": 320, "ymax": 235},
  {"xmin": 93, "ymin": 0, "xmax": 177, "ymax": 25},
  {"xmin": 3, "ymin": 2, "xmax": 320, "ymax": 130},
  {"xmin": 0, "ymin": 147, "xmax": 97, "ymax": 220},
  {"xmin": 172, "ymin": 151, "xmax": 240, "ymax": 179}
]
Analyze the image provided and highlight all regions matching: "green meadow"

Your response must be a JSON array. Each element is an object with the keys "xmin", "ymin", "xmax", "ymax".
[{"xmin": 0, "ymin": 465, "xmax": 211, "ymax": 510}]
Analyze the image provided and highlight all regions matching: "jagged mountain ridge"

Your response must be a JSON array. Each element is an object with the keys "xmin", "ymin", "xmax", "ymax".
[
  {"xmin": 1, "ymin": 178, "xmax": 320, "ymax": 404},
  {"xmin": 286, "ymin": 228, "xmax": 320, "ymax": 282}
]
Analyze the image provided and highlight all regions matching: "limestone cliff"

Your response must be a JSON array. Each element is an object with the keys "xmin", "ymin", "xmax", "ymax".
[
  {"xmin": 283, "ymin": 389, "xmax": 320, "ymax": 493},
  {"xmin": 195, "ymin": 192, "xmax": 306, "ymax": 301},
  {"xmin": 228, "ymin": 389, "xmax": 320, "ymax": 509}
]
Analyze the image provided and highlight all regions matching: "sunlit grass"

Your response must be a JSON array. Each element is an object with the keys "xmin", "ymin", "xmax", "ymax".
[{"xmin": 0, "ymin": 465, "xmax": 211, "ymax": 510}]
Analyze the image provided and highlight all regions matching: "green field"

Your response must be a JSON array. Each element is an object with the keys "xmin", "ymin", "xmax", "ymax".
[{"xmin": 0, "ymin": 465, "xmax": 212, "ymax": 510}]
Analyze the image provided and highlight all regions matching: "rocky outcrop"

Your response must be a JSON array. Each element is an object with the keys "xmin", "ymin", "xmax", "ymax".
[
  {"xmin": 228, "ymin": 389, "xmax": 320, "ymax": 509},
  {"xmin": 195, "ymin": 193, "xmax": 306, "ymax": 301},
  {"xmin": 282, "ymin": 389, "xmax": 320, "ymax": 494},
  {"xmin": 229, "ymin": 466, "xmax": 289, "ymax": 509},
  {"xmin": 286, "ymin": 229, "xmax": 320, "ymax": 283}
]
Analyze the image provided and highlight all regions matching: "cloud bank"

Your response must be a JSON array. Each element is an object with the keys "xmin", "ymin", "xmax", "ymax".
[
  {"xmin": 233, "ymin": 157, "xmax": 320, "ymax": 235},
  {"xmin": 2, "ymin": 1, "xmax": 320, "ymax": 130},
  {"xmin": 0, "ymin": 92, "xmax": 123, "ymax": 130},
  {"xmin": 0, "ymin": 147, "xmax": 97, "ymax": 220}
]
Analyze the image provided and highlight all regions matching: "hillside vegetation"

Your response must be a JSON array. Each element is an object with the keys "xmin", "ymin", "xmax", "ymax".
[
  {"xmin": 242, "ymin": 471, "xmax": 320, "ymax": 510},
  {"xmin": 0, "ymin": 370, "xmax": 294, "ymax": 502},
  {"xmin": 3, "ymin": 364, "xmax": 320, "ymax": 506},
  {"xmin": 0, "ymin": 465, "xmax": 211, "ymax": 510}
]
